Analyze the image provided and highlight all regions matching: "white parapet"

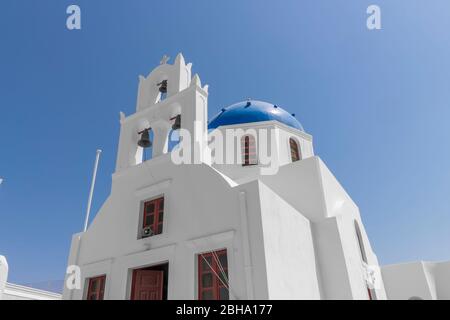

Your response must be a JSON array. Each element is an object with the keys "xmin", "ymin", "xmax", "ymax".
[{"xmin": 0, "ymin": 255, "xmax": 8, "ymax": 300}]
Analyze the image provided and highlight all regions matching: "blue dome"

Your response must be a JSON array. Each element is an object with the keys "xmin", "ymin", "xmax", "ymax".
[{"xmin": 208, "ymin": 100, "xmax": 304, "ymax": 131}]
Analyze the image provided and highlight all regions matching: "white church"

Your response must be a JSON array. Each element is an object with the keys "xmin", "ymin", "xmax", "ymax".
[{"xmin": 4, "ymin": 53, "xmax": 448, "ymax": 300}]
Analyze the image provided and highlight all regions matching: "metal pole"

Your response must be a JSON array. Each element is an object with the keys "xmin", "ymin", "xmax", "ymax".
[{"xmin": 83, "ymin": 149, "xmax": 102, "ymax": 232}]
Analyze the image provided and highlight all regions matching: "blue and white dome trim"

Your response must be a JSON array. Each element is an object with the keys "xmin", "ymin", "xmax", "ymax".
[{"xmin": 208, "ymin": 100, "xmax": 304, "ymax": 131}]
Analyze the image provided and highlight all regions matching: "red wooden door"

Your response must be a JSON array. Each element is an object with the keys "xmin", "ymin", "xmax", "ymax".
[{"xmin": 131, "ymin": 269, "xmax": 164, "ymax": 300}]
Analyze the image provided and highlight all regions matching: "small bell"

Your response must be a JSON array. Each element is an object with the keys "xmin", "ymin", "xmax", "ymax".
[
  {"xmin": 157, "ymin": 80, "xmax": 168, "ymax": 93},
  {"xmin": 172, "ymin": 114, "xmax": 181, "ymax": 130},
  {"xmin": 138, "ymin": 129, "xmax": 152, "ymax": 148}
]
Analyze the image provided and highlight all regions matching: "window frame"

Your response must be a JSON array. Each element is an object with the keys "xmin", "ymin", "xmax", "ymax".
[
  {"xmin": 197, "ymin": 249, "xmax": 229, "ymax": 300},
  {"xmin": 141, "ymin": 196, "xmax": 165, "ymax": 238},
  {"xmin": 289, "ymin": 137, "xmax": 301, "ymax": 162},
  {"xmin": 86, "ymin": 275, "xmax": 106, "ymax": 300},
  {"xmin": 241, "ymin": 135, "xmax": 257, "ymax": 166}
]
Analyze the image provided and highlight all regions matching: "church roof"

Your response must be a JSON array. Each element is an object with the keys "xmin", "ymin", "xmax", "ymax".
[{"xmin": 208, "ymin": 100, "xmax": 304, "ymax": 131}]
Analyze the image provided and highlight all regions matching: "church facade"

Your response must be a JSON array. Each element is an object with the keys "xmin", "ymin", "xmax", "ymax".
[{"xmin": 62, "ymin": 54, "xmax": 449, "ymax": 300}]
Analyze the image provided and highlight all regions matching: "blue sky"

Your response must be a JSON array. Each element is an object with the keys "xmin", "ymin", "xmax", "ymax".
[{"xmin": 1, "ymin": 0, "xmax": 450, "ymax": 286}]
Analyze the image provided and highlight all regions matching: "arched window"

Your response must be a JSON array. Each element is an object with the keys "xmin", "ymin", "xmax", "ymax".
[
  {"xmin": 289, "ymin": 138, "xmax": 301, "ymax": 162},
  {"xmin": 354, "ymin": 220, "xmax": 375, "ymax": 300},
  {"xmin": 136, "ymin": 128, "xmax": 154, "ymax": 164},
  {"xmin": 241, "ymin": 135, "xmax": 257, "ymax": 166},
  {"xmin": 354, "ymin": 220, "xmax": 368, "ymax": 263}
]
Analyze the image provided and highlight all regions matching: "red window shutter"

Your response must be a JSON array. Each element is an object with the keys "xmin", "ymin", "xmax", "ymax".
[
  {"xmin": 241, "ymin": 135, "xmax": 257, "ymax": 166},
  {"xmin": 198, "ymin": 249, "xmax": 229, "ymax": 300},
  {"xmin": 86, "ymin": 275, "xmax": 106, "ymax": 300},
  {"xmin": 142, "ymin": 197, "xmax": 164, "ymax": 236},
  {"xmin": 290, "ymin": 138, "xmax": 301, "ymax": 162}
]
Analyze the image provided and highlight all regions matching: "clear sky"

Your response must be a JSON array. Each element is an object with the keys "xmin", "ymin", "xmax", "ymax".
[{"xmin": 1, "ymin": 0, "xmax": 450, "ymax": 286}]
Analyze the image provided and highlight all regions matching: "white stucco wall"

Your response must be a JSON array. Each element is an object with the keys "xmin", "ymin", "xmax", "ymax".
[
  {"xmin": 258, "ymin": 156, "xmax": 387, "ymax": 299},
  {"xmin": 211, "ymin": 121, "xmax": 314, "ymax": 183},
  {"xmin": 259, "ymin": 157, "xmax": 329, "ymax": 222},
  {"xmin": 64, "ymin": 156, "xmax": 281, "ymax": 300},
  {"xmin": 434, "ymin": 261, "xmax": 450, "ymax": 299},
  {"xmin": 257, "ymin": 182, "xmax": 320, "ymax": 299},
  {"xmin": 382, "ymin": 261, "xmax": 450, "ymax": 300},
  {"xmin": 65, "ymin": 145, "xmax": 391, "ymax": 300},
  {"xmin": 312, "ymin": 217, "xmax": 353, "ymax": 299},
  {"xmin": 382, "ymin": 262, "xmax": 434, "ymax": 300}
]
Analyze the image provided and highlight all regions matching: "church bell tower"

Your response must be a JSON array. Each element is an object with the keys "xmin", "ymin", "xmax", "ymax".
[{"xmin": 115, "ymin": 53, "xmax": 210, "ymax": 173}]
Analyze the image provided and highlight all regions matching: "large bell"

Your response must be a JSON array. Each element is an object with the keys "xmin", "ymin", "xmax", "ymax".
[
  {"xmin": 157, "ymin": 80, "xmax": 168, "ymax": 93},
  {"xmin": 138, "ymin": 129, "xmax": 152, "ymax": 148},
  {"xmin": 172, "ymin": 114, "xmax": 181, "ymax": 130}
]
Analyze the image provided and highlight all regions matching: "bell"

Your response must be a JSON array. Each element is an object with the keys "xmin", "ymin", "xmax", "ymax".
[
  {"xmin": 157, "ymin": 80, "xmax": 168, "ymax": 93},
  {"xmin": 172, "ymin": 114, "xmax": 181, "ymax": 130},
  {"xmin": 138, "ymin": 129, "xmax": 152, "ymax": 148}
]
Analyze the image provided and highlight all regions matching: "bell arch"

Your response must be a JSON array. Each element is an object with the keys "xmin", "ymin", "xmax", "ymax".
[
  {"xmin": 133, "ymin": 118, "xmax": 152, "ymax": 165},
  {"xmin": 136, "ymin": 53, "xmax": 192, "ymax": 112}
]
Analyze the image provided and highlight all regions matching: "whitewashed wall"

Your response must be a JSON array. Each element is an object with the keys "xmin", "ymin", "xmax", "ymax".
[{"xmin": 382, "ymin": 261, "xmax": 450, "ymax": 300}]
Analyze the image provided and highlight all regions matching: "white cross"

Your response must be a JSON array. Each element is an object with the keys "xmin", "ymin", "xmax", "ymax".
[{"xmin": 160, "ymin": 55, "xmax": 170, "ymax": 65}]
